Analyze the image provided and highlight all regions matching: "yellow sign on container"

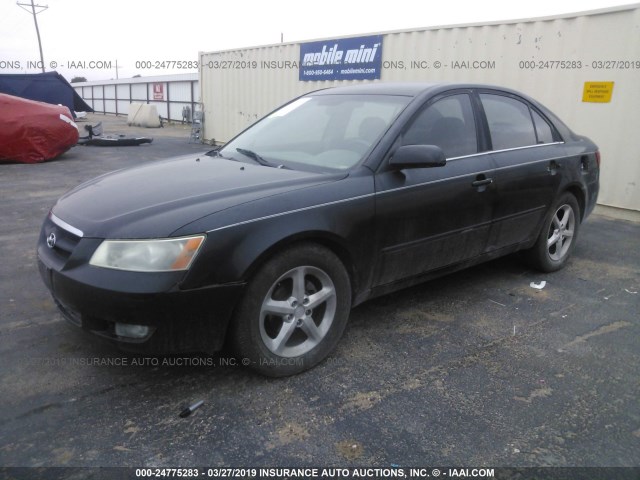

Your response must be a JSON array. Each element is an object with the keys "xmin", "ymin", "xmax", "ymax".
[{"xmin": 582, "ymin": 82, "xmax": 614, "ymax": 103}]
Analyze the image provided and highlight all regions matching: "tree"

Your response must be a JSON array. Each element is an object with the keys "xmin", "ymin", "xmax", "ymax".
[{"xmin": 70, "ymin": 76, "xmax": 87, "ymax": 83}]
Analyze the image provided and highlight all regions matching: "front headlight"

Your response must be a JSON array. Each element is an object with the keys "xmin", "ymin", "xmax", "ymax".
[{"xmin": 89, "ymin": 235, "xmax": 205, "ymax": 272}]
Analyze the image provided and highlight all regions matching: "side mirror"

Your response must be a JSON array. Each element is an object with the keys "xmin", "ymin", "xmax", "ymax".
[{"xmin": 389, "ymin": 145, "xmax": 446, "ymax": 170}]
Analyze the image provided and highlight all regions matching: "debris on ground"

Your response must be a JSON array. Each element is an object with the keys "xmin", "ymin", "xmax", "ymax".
[
  {"xmin": 77, "ymin": 121, "xmax": 153, "ymax": 146},
  {"xmin": 179, "ymin": 400, "xmax": 204, "ymax": 418}
]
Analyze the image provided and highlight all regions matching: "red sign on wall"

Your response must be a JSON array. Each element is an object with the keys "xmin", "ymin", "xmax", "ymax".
[{"xmin": 153, "ymin": 83, "xmax": 164, "ymax": 100}]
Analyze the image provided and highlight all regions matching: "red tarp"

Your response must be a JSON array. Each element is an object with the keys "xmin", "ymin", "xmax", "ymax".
[{"xmin": 0, "ymin": 93, "xmax": 79, "ymax": 164}]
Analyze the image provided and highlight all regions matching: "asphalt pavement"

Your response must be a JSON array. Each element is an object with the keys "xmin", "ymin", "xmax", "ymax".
[{"xmin": 1, "ymin": 115, "xmax": 638, "ymax": 472}]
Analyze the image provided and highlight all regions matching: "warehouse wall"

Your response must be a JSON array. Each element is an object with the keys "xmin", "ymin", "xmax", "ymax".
[
  {"xmin": 200, "ymin": 4, "xmax": 640, "ymax": 211},
  {"xmin": 73, "ymin": 73, "xmax": 200, "ymax": 122}
]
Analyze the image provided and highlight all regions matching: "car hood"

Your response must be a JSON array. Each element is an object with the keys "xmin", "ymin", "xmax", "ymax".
[{"xmin": 52, "ymin": 154, "xmax": 343, "ymax": 238}]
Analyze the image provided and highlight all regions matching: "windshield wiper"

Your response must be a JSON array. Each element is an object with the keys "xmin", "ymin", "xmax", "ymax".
[
  {"xmin": 236, "ymin": 148, "xmax": 286, "ymax": 169},
  {"xmin": 205, "ymin": 146, "xmax": 227, "ymax": 158}
]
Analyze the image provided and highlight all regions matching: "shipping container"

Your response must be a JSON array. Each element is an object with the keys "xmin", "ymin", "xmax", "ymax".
[{"xmin": 199, "ymin": 4, "xmax": 640, "ymax": 211}]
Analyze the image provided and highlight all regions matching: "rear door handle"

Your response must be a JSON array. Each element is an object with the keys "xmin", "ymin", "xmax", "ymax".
[{"xmin": 471, "ymin": 178, "xmax": 493, "ymax": 187}]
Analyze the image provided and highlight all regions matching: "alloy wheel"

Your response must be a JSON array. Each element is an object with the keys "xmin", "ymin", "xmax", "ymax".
[
  {"xmin": 547, "ymin": 204, "xmax": 575, "ymax": 262},
  {"xmin": 259, "ymin": 266, "xmax": 337, "ymax": 358}
]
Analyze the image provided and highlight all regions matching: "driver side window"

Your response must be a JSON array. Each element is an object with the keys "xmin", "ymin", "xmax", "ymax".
[{"xmin": 402, "ymin": 94, "xmax": 478, "ymax": 158}]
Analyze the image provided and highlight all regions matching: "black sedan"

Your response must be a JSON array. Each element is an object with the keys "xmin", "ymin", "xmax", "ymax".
[{"xmin": 37, "ymin": 83, "xmax": 600, "ymax": 376}]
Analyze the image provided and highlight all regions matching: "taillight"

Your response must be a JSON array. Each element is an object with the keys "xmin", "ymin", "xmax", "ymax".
[{"xmin": 595, "ymin": 150, "xmax": 601, "ymax": 169}]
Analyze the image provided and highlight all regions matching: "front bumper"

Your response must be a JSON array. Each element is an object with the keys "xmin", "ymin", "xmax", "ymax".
[
  {"xmin": 38, "ymin": 259, "xmax": 244, "ymax": 354},
  {"xmin": 37, "ymin": 216, "xmax": 245, "ymax": 354}
]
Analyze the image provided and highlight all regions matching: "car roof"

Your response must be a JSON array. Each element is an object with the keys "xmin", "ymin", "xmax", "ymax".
[
  {"xmin": 311, "ymin": 82, "xmax": 440, "ymax": 96},
  {"xmin": 306, "ymin": 82, "xmax": 576, "ymax": 139},
  {"xmin": 309, "ymin": 82, "xmax": 532, "ymax": 98}
]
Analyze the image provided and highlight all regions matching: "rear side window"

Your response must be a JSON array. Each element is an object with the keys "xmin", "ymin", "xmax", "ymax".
[
  {"xmin": 531, "ymin": 109, "xmax": 555, "ymax": 144},
  {"xmin": 480, "ymin": 94, "xmax": 537, "ymax": 150},
  {"xmin": 402, "ymin": 94, "xmax": 478, "ymax": 158}
]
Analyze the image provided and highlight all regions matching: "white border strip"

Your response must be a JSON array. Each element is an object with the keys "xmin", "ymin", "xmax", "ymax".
[{"xmin": 50, "ymin": 213, "xmax": 84, "ymax": 238}]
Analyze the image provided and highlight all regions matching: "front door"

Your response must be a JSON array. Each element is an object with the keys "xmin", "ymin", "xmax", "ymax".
[{"xmin": 373, "ymin": 92, "xmax": 496, "ymax": 287}]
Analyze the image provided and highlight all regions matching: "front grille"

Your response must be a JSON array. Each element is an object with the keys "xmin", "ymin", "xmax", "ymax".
[
  {"xmin": 50, "ymin": 227, "xmax": 79, "ymax": 259},
  {"xmin": 40, "ymin": 214, "xmax": 82, "ymax": 269}
]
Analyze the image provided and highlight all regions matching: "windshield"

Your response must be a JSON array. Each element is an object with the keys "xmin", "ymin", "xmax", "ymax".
[{"xmin": 219, "ymin": 94, "xmax": 412, "ymax": 172}]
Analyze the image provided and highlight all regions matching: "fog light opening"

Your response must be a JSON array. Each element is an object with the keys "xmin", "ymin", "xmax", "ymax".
[{"xmin": 115, "ymin": 323, "xmax": 151, "ymax": 339}]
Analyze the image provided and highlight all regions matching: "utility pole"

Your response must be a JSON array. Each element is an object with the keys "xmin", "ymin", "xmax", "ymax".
[{"xmin": 17, "ymin": 0, "xmax": 48, "ymax": 73}]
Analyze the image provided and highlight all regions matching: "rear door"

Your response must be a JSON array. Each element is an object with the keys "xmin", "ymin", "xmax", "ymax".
[
  {"xmin": 372, "ymin": 91, "xmax": 496, "ymax": 287},
  {"xmin": 478, "ymin": 91, "xmax": 565, "ymax": 251}
]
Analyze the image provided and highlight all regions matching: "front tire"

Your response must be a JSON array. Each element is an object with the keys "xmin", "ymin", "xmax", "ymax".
[
  {"xmin": 525, "ymin": 192, "xmax": 580, "ymax": 272},
  {"xmin": 231, "ymin": 243, "xmax": 351, "ymax": 377}
]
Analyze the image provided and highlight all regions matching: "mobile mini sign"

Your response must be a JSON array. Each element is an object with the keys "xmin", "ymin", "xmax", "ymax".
[{"xmin": 299, "ymin": 35, "xmax": 383, "ymax": 82}]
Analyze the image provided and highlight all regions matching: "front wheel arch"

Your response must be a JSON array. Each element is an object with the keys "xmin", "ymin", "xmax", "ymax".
[
  {"xmin": 240, "ymin": 232, "xmax": 359, "ymax": 302},
  {"xmin": 229, "ymin": 242, "xmax": 352, "ymax": 376}
]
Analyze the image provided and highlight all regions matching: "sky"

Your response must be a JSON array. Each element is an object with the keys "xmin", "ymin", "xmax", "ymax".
[{"xmin": 0, "ymin": 0, "xmax": 636, "ymax": 81}]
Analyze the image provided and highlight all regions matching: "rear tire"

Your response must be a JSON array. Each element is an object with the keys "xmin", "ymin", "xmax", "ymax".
[
  {"xmin": 231, "ymin": 243, "xmax": 351, "ymax": 377},
  {"xmin": 525, "ymin": 192, "xmax": 580, "ymax": 272}
]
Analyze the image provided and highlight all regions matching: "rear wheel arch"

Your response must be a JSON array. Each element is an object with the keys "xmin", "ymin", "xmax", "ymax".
[
  {"xmin": 564, "ymin": 184, "xmax": 586, "ymax": 221},
  {"xmin": 525, "ymin": 191, "xmax": 581, "ymax": 272}
]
